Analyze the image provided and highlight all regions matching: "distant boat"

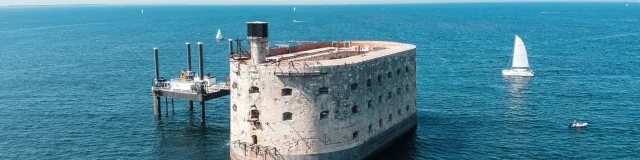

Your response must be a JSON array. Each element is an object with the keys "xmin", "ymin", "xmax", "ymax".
[
  {"xmin": 141, "ymin": 9, "xmax": 144, "ymax": 14},
  {"xmin": 502, "ymin": 35, "xmax": 534, "ymax": 77},
  {"xmin": 626, "ymin": 3, "xmax": 629, "ymax": 6},
  {"xmin": 569, "ymin": 120, "xmax": 588, "ymax": 128},
  {"xmin": 293, "ymin": 7, "xmax": 296, "ymax": 11},
  {"xmin": 293, "ymin": 20, "xmax": 302, "ymax": 23},
  {"xmin": 216, "ymin": 29, "xmax": 223, "ymax": 40}
]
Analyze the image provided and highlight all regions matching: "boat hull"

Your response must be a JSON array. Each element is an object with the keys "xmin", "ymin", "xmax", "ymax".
[
  {"xmin": 502, "ymin": 69, "xmax": 534, "ymax": 77},
  {"xmin": 569, "ymin": 123, "xmax": 588, "ymax": 128}
]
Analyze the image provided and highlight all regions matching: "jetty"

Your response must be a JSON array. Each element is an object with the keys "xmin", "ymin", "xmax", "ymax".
[{"xmin": 151, "ymin": 42, "xmax": 230, "ymax": 124}]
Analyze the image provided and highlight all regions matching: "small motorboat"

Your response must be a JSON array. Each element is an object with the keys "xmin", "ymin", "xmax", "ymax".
[{"xmin": 568, "ymin": 120, "xmax": 588, "ymax": 128}]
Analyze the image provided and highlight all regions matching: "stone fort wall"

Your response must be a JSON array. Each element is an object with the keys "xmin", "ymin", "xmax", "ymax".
[{"xmin": 229, "ymin": 45, "xmax": 417, "ymax": 160}]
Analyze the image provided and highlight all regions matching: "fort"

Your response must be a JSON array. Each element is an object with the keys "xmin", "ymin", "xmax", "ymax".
[{"xmin": 151, "ymin": 21, "xmax": 417, "ymax": 159}]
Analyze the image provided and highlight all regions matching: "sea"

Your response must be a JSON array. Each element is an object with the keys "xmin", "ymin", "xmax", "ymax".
[{"xmin": 0, "ymin": 2, "xmax": 639, "ymax": 159}]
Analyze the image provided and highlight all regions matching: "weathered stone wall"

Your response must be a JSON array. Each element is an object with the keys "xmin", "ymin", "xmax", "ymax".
[{"xmin": 229, "ymin": 44, "xmax": 417, "ymax": 160}]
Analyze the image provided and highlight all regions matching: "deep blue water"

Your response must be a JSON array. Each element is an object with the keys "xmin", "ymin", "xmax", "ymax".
[{"xmin": 1, "ymin": 3, "xmax": 639, "ymax": 159}]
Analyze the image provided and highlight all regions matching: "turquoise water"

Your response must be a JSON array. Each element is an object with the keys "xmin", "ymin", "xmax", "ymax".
[{"xmin": 1, "ymin": 3, "xmax": 639, "ymax": 159}]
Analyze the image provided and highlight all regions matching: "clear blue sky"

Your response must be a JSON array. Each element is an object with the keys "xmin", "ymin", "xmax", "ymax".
[{"xmin": 1, "ymin": 0, "xmax": 632, "ymax": 6}]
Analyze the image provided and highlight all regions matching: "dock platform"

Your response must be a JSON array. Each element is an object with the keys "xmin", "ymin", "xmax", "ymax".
[{"xmin": 151, "ymin": 42, "xmax": 229, "ymax": 124}]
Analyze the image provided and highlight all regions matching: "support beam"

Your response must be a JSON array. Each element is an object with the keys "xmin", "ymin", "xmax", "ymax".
[
  {"xmin": 153, "ymin": 47, "xmax": 161, "ymax": 118},
  {"xmin": 156, "ymin": 96, "xmax": 162, "ymax": 118},
  {"xmin": 154, "ymin": 47, "xmax": 160, "ymax": 81},
  {"xmin": 165, "ymin": 97, "xmax": 168, "ymax": 117},
  {"xmin": 198, "ymin": 42, "xmax": 204, "ymax": 81},
  {"xmin": 187, "ymin": 42, "xmax": 194, "ymax": 111},
  {"xmin": 200, "ymin": 101, "xmax": 206, "ymax": 124},
  {"xmin": 171, "ymin": 99, "xmax": 174, "ymax": 114}
]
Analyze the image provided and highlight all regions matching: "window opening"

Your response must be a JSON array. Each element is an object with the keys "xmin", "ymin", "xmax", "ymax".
[
  {"xmin": 283, "ymin": 112, "xmax": 293, "ymax": 121},
  {"xmin": 282, "ymin": 88, "xmax": 293, "ymax": 96},
  {"xmin": 320, "ymin": 111, "xmax": 329, "ymax": 120},
  {"xmin": 319, "ymin": 87, "xmax": 329, "ymax": 94},
  {"xmin": 249, "ymin": 86, "xmax": 259, "ymax": 93},
  {"xmin": 249, "ymin": 105, "xmax": 260, "ymax": 123},
  {"xmin": 352, "ymin": 105, "xmax": 359, "ymax": 114}
]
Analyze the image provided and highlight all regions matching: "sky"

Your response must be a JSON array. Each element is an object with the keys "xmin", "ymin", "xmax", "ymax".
[{"xmin": 0, "ymin": 0, "xmax": 633, "ymax": 6}]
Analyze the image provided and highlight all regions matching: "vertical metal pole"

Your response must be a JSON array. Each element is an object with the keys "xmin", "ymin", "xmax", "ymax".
[
  {"xmin": 198, "ymin": 42, "xmax": 205, "ymax": 124},
  {"xmin": 200, "ymin": 101, "xmax": 206, "ymax": 124},
  {"xmin": 165, "ymin": 97, "xmax": 168, "ymax": 117},
  {"xmin": 171, "ymin": 99, "xmax": 174, "ymax": 114},
  {"xmin": 154, "ymin": 48, "xmax": 160, "ymax": 81},
  {"xmin": 187, "ymin": 42, "xmax": 194, "ymax": 111},
  {"xmin": 236, "ymin": 39, "xmax": 241, "ymax": 55},
  {"xmin": 153, "ymin": 47, "xmax": 161, "ymax": 118},
  {"xmin": 186, "ymin": 42, "xmax": 192, "ymax": 71},
  {"xmin": 198, "ymin": 42, "xmax": 204, "ymax": 81}
]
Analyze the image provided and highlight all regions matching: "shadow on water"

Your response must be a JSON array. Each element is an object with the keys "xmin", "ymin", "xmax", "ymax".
[
  {"xmin": 152, "ymin": 111, "xmax": 230, "ymax": 160},
  {"xmin": 374, "ymin": 127, "xmax": 419, "ymax": 160}
]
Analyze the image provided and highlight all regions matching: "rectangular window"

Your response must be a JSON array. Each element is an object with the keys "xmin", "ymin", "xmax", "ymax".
[
  {"xmin": 283, "ymin": 112, "xmax": 293, "ymax": 121},
  {"xmin": 352, "ymin": 131, "xmax": 359, "ymax": 139},
  {"xmin": 387, "ymin": 72, "xmax": 392, "ymax": 78},
  {"xmin": 368, "ymin": 100, "xmax": 372, "ymax": 108},
  {"xmin": 282, "ymin": 88, "xmax": 292, "ymax": 96},
  {"xmin": 367, "ymin": 79, "xmax": 372, "ymax": 87},
  {"xmin": 351, "ymin": 83, "xmax": 358, "ymax": 90},
  {"xmin": 319, "ymin": 87, "xmax": 329, "ymax": 94},
  {"xmin": 351, "ymin": 105, "xmax": 359, "ymax": 114}
]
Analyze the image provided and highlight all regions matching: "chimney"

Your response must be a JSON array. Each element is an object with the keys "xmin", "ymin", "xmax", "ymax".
[{"xmin": 246, "ymin": 21, "xmax": 268, "ymax": 64}]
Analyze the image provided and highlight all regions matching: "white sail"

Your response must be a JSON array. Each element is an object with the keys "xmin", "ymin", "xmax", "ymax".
[
  {"xmin": 216, "ymin": 29, "xmax": 223, "ymax": 40},
  {"xmin": 293, "ymin": 7, "xmax": 296, "ymax": 11},
  {"xmin": 512, "ymin": 35, "xmax": 529, "ymax": 68}
]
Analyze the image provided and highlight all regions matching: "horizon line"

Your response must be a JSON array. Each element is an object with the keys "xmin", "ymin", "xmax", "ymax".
[{"xmin": 1, "ymin": 1, "xmax": 635, "ymax": 7}]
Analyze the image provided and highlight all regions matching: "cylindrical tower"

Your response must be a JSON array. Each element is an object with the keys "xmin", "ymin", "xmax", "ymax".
[{"xmin": 246, "ymin": 21, "xmax": 268, "ymax": 64}]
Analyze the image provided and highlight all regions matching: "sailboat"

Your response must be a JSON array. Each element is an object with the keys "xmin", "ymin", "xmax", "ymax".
[
  {"xmin": 502, "ymin": 35, "xmax": 534, "ymax": 77},
  {"xmin": 293, "ymin": 7, "xmax": 296, "ymax": 11},
  {"xmin": 141, "ymin": 9, "xmax": 144, "ymax": 14},
  {"xmin": 216, "ymin": 29, "xmax": 223, "ymax": 40}
]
